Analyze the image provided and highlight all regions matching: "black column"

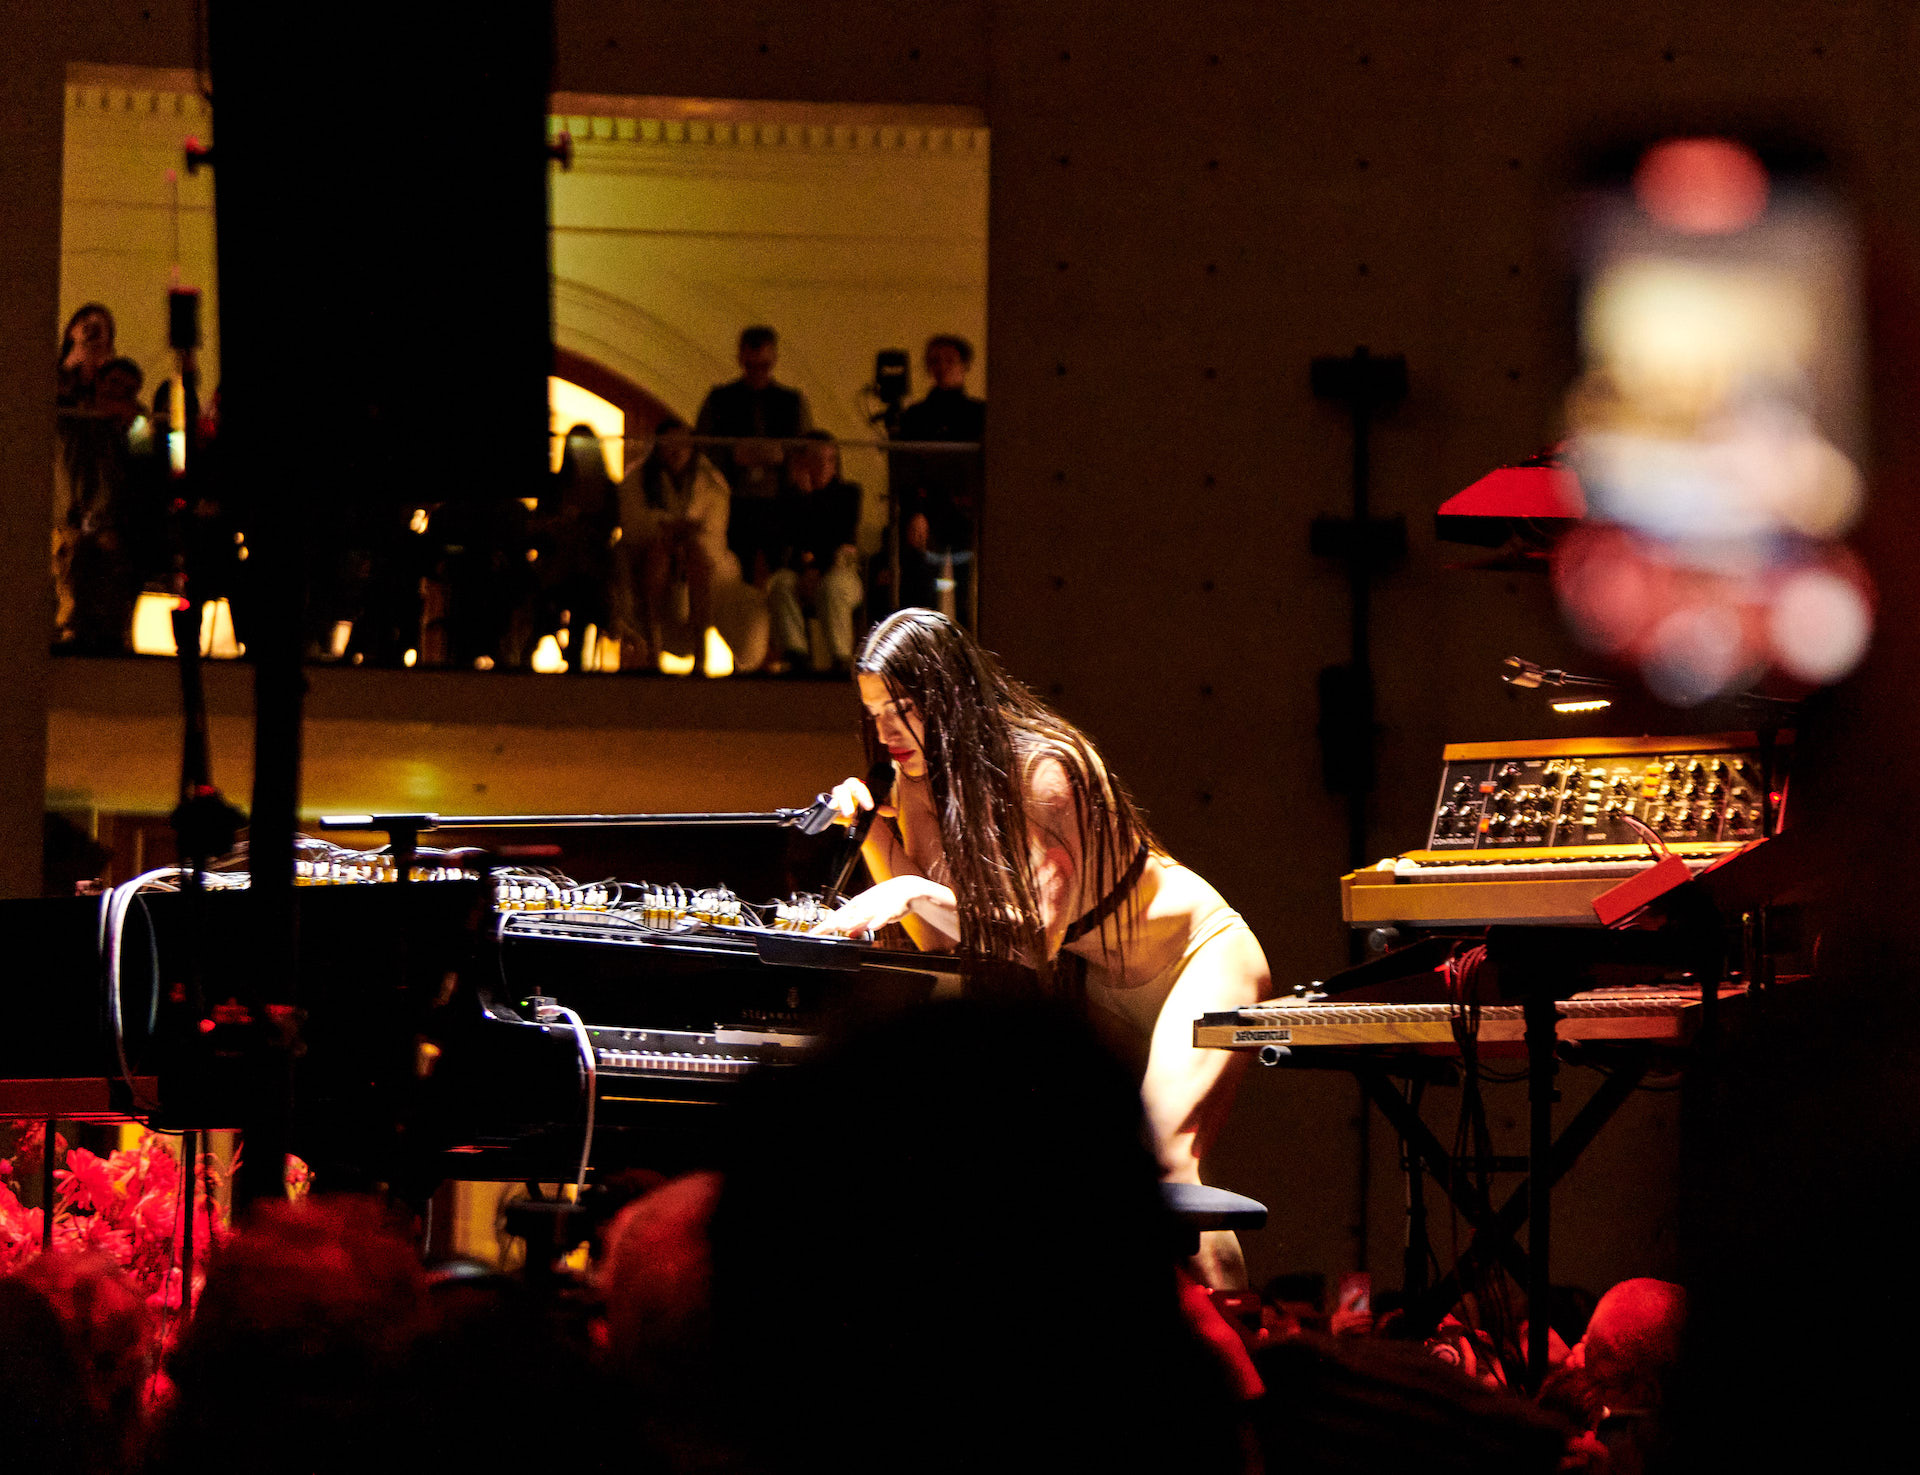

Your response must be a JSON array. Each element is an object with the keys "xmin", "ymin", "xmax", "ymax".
[{"xmin": 207, "ymin": 1, "xmax": 552, "ymax": 1206}]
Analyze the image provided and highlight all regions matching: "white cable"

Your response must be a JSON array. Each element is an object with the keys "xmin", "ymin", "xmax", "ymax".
[
  {"xmin": 539, "ymin": 1002, "xmax": 596, "ymax": 1196},
  {"xmin": 105, "ymin": 867, "xmax": 189, "ymax": 1111}
]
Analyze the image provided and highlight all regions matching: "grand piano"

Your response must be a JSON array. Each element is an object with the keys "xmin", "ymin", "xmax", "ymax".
[{"xmin": 3, "ymin": 808, "xmax": 993, "ymax": 1191}]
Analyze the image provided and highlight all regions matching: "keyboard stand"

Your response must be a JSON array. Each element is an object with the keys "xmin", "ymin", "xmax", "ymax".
[
  {"xmin": 1240, "ymin": 923, "xmax": 1721, "ymax": 1387},
  {"xmin": 1266, "ymin": 1042, "xmax": 1650, "ymax": 1381}
]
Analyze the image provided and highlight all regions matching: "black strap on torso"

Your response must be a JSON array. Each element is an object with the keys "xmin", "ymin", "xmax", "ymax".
[{"xmin": 1061, "ymin": 838, "xmax": 1151, "ymax": 946}]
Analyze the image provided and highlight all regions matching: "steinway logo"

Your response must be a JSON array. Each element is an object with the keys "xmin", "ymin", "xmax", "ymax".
[{"xmin": 1233, "ymin": 1027, "xmax": 1292, "ymax": 1044}]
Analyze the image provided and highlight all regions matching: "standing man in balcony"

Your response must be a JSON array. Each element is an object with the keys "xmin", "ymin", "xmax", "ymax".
[
  {"xmin": 696, "ymin": 325, "xmax": 813, "ymax": 586},
  {"xmin": 890, "ymin": 334, "xmax": 985, "ymax": 621}
]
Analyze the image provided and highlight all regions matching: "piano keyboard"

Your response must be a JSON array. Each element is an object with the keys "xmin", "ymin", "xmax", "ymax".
[
  {"xmin": 1345, "ymin": 846, "xmax": 1737, "ymax": 927},
  {"xmin": 586, "ymin": 1024, "xmax": 812, "ymax": 1099},
  {"xmin": 1389, "ymin": 847, "xmax": 1726, "ymax": 883}
]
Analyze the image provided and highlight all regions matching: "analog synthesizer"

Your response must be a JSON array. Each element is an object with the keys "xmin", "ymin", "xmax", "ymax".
[{"xmin": 1343, "ymin": 732, "xmax": 1788, "ymax": 928}]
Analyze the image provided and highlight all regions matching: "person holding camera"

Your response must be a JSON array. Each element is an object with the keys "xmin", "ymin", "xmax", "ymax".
[{"xmin": 888, "ymin": 335, "xmax": 985, "ymax": 618}]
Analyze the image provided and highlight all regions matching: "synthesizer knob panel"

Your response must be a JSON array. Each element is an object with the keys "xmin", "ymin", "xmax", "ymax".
[{"xmin": 1424, "ymin": 734, "xmax": 1786, "ymax": 852}]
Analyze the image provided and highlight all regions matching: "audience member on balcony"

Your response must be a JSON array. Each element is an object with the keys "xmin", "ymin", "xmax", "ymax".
[
  {"xmin": 530, "ymin": 424, "xmax": 621, "ymax": 668},
  {"xmin": 107, "ymin": 360, "xmax": 176, "ymax": 597},
  {"xmin": 56, "ymin": 302, "xmax": 117, "ymax": 408},
  {"xmin": 889, "ymin": 333, "xmax": 984, "ymax": 618},
  {"xmin": 695, "ymin": 325, "xmax": 812, "ymax": 583},
  {"xmin": 54, "ymin": 355, "xmax": 151, "ymax": 653},
  {"xmin": 616, "ymin": 415, "xmax": 745, "ymax": 669},
  {"xmin": 52, "ymin": 304, "xmax": 123, "ymax": 648},
  {"xmin": 765, "ymin": 431, "xmax": 863, "ymax": 674}
]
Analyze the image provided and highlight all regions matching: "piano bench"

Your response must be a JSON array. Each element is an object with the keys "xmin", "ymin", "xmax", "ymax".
[{"xmin": 1162, "ymin": 1183, "xmax": 1268, "ymax": 1255}]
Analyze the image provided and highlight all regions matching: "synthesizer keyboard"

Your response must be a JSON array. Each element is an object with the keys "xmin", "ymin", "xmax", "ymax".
[{"xmin": 1345, "ymin": 733, "xmax": 1787, "ymax": 928}]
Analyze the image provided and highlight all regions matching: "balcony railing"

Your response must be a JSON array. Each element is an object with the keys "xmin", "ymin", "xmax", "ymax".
[{"xmin": 52, "ymin": 416, "xmax": 981, "ymax": 680}]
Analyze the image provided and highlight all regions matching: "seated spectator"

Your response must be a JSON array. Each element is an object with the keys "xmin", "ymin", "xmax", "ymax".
[
  {"xmin": 1567, "ymin": 1277, "xmax": 1685, "ymax": 1475},
  {"xmin": 597, "ymin": 1172, "xmax": 725, "ymax": 1466},
  {"xmin": 765, "ymin": 430, "xmax": 863, "ymax": 673},
  {"xmin": 695, "ymin": 325, "xmax": 812, "ymax": 583},
  {"xmin": 615, "ymin": 416, "xmax": 768, "ymax": 673},
  {"xmin": 12, "ymin": 1251, "xmax": 156, "ymax": 1475},
  {"xmin": 0, "ymin": 1275, "xmax": 98, "ymax": 1475},
  {"xmin": 416, "ymin": 1262, "xmax": 639, "ymax": 1475},
  {"xmin": 888, "ymin": 333, "xmax": 984, "ymax": 621},
  {"xmin": 148, "ymin": 1197, "xmax": 433, "ymax": 1475}
]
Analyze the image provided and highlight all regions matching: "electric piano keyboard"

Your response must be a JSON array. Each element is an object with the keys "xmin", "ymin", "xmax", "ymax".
[{"xmin": 1195, "ymin": 986, "xmax": 1742, "ymax": 1054}]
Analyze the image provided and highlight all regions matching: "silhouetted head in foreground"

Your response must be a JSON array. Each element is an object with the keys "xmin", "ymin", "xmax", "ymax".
[
  {"xmin": 708, "ymin": 994, "xmax": 1240, "ymax": 1475},
  {"xmin": 1575, "ymin": 1276, "xmax": 1686, "ymax": 1411},
  {"xmin": 11, "ymin": 1252, "xmax": 155, "ymax": 1474},
  {"xmin": 151, "ymin": 1197, "xmax": 430, "ymax": 1475}
]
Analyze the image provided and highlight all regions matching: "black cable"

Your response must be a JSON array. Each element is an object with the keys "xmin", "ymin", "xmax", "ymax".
[{"xmin": 1444, "ymin": 941, "xmax": 1521, "ymax": 1371}]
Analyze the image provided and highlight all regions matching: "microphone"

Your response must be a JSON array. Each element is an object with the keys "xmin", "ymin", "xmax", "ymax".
[
  {"xmin": 824, "ymin": 757, "xmax": 896, "ymax": 905},
  {"xmin": 790, "ymin": 757, "xmax": 896, "ymax": 837}
]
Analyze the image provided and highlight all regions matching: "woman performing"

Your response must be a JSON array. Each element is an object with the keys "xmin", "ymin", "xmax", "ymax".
[{"xmin": 815, "ymin": 609, "xmax": 1272, "ymax": 1287}]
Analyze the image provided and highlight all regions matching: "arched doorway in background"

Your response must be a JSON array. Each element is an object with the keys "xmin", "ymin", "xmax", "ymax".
[{"xmin": 554, "ymin": 345, "xmax": 676, "ymax": 440}]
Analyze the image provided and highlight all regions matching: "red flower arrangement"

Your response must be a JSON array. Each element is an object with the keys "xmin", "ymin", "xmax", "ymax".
[{"xmin": 0, "ymin": 1129, "xmax": 231, "ymax": 1327}]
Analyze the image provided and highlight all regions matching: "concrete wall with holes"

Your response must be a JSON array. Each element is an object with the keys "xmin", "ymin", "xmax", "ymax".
[{"xmin": 15, "ymin": 0, "xmax": 1920, "ymax": 1292}]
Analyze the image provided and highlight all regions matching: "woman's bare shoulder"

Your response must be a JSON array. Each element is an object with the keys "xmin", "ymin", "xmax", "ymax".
[
  {"xmin": 1019, "ymin": 734, "xmax": 1106, "ymax": 800},
  {"xmin": 1023, "ymin": 749, "xmax": 1077, "ymax": 804}
]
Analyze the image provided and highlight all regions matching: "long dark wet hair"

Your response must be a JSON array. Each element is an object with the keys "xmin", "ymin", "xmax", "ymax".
[{"xmin": 855, "ymin": 609, "xmax": 1155, "ymax": 983}]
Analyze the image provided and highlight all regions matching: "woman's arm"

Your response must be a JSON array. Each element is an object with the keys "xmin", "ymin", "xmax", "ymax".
[
  {"xmin": 816, "ymin": 872, "xmax": 959, "ymax": 945},
  {"xmin": 816, "ymin": 755, "xmax": 1088, "ymax": 956},
  {"xmin": 817, "ymin": 772, "xmax": 958, "ymax": 948}
]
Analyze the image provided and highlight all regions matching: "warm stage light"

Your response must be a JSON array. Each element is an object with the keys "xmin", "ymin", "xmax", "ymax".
[
  {"xmin": 549, "ymin": 377, "xmax": 627, "ymax": 478},
  {"xmin": 1770, "ymin": 566, "xmax": 1871, "ymax": 682},
  {"xmin": 131, "ymin": 593, "xmax": 244, "ymax": 658},
  {"xmin": 1634, "ymin": 137, "xmax": 1769, "ymax": 235},
  {"xmin": 703, "ymin": 626, "xmax": 735, "ymax": 678}
]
